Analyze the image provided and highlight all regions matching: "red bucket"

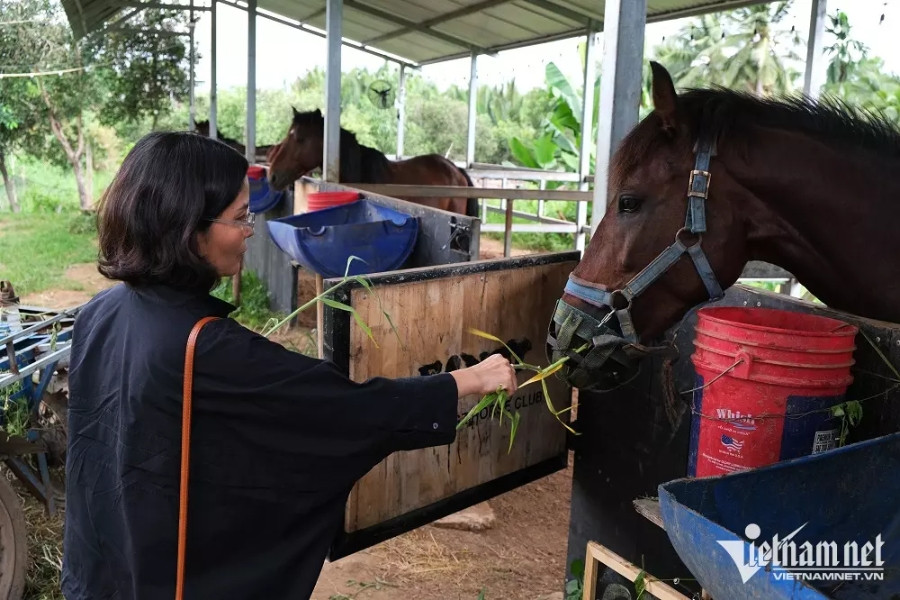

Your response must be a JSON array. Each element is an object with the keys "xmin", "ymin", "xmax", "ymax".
[
  {"xmin": 307, "ymin": 191, "xmax": 361, "ymax": 212},
  {"xmin": 688, "ymin": 306, "xmax": 857, "ymax": 478}
]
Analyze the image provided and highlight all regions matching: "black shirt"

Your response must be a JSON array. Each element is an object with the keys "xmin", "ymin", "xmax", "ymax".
[{"xmin": 61, "ymin": 283, "xmax": 458, "ymax": 600}]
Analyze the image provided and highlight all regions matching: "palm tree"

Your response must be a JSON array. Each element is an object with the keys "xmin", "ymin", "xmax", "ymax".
[
  {"xmin": 651, "ymin": 1, "xmax": 800, "ymax": 97},
  {"xmin": 719, "ymin": 1, "xmax": 801, "ymax": 96}
]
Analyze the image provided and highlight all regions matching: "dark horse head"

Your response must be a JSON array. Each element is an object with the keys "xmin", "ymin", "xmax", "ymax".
[
  {"xmin": 267, "ymin": 108, "xmax": 325, "ymax": 190},
  {"xmin": 549, "ymin": 60, "xmax": 900, "ymax": 391}
]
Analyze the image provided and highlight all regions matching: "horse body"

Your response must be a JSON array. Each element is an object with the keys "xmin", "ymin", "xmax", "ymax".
[
  {"xmin": 267, "ymin": 109, "xmax": 478, "ymax": 217},
  {"xmin": 551, "ymin": 61, "xmax": 900, "ymax": 390}
]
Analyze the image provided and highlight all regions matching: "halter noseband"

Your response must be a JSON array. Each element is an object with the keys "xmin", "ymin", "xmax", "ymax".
[{"xmin": 548, "ymin": 134, "xmax": 725, "ymax": 391}]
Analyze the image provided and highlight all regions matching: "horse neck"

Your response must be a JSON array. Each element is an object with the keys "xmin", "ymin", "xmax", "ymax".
[
  {"xmin": 357, "ymin": 144, "xmax": 390, "ymax": 182},
  {"xmin": 725, "ymin": 127, "xmax": 900, "ymax": 321}
]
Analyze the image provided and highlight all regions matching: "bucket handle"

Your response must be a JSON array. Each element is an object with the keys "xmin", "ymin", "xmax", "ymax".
[
  {"xmin": 732, "ymin": 349, "xmax": 754, "ymax": 380},
  {"xmin": 682, "ymin": 356, "xmax": 745, "ymax": 395}
]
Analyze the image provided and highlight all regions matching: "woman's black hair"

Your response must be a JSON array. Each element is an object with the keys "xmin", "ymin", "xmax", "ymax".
[{"xmin": 97, "ymin": 131, "xmax": 249, "ymax": 291}]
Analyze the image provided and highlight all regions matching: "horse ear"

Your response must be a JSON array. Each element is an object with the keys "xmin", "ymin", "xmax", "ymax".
[
  {"xmin": 314, "ymin": 108, "xmax": 322, "ymax": 118},
  {"xmin": 291, "ymin": 106, "xmax": 300, "ymax": 119},
  {"xmin": 650, "ymin": 61, "xmax": 679, "ymax": 133}
]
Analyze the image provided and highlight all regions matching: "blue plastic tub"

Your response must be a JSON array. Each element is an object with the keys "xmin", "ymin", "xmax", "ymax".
[
  {"xmin": 267, "ymin": 200, "xmax": 419, "ymax": 278},
  {"xmin": 247, "ymin": 166, "xmax": 284, "ymax": 213},
  {"xmin": 659, "ymin": 432, "xmax": 900, "ymax": 600}
]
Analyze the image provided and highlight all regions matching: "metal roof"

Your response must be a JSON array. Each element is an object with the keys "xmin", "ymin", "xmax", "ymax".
[{"xmin": 63, "ymin": 0, "xmax": 772, "ymax": 65}]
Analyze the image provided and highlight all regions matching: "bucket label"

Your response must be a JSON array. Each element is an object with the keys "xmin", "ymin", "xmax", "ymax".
[
  {"xmin": 812, "ymin": 429, "xmax": 839, "ymax": 454},
  {"xmin": 689, "ymin": 377, "xmax": 846, "ymax": 477}
]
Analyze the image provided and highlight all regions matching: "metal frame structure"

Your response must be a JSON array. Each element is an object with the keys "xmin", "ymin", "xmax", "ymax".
[{"xmin": 60, "ymin": 0, "xmax": 830, "ymax": 255}]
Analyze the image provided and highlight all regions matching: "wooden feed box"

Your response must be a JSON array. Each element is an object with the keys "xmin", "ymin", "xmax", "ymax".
[{"xmin": 322, "ymin": 252, "xmax": 579, "ymax": 558}]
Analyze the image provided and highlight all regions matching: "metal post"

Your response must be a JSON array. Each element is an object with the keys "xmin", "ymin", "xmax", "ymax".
[
  {"xmin": 188, "ymin": 0, "xmax": 195, "ymax": 131},
  {"xmin": 246, "ymin": 0, "xmax": 257, "ymax": 163},
  {"xmin": 319, "ymin": 0, "xmax": 343, "ymax": 359},
  {"xmin": 209, "ymin": 0, "xmax": 217, "ymax": 139},
  {"xmin": 803, "ymin": 0, "xmax": 828, "ymax": 99},
  {"xmin": 396, "ymin": 64, "xmax": 406, "ymax": 159},
  {"xmin": 591, "ymin": 0, "xmax": 646, "ymax": 233},
  {"xmin": 466, "ymin": 52, "xmax": 478, "ymax": 168},
  {"xmin": 324, "ymin": 0, "xmax": 342, "ymax": 182},
  {"xmin": 576, "ymin": 27, "xmax": 596, "ymax": 251}
]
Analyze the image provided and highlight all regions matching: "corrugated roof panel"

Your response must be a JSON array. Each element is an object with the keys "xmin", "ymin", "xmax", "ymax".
[
  {"xmin": 437, "ymin": 12, "xmax": 541, "ymax": 46},
  {"xmin": 378, "ymin": 31, "xmax": 467, "ymax": 63},
  {"xmin": 364, "ymin": 0, "xmax": 446, "ymax": 23},
  {"xmin": 61, "ymin": 0, "xmax": 776, "ymax": 65},
  {"xmin": 503, "ymin": 1, "xmax": 585, "ymax": 30},
  {"xmin": 553, "ymin": 0, "xmax": 603, "ymax": 22},
  {"xmin": 259, "ymin": 0, "xmax": 322, "ymax": 23}
]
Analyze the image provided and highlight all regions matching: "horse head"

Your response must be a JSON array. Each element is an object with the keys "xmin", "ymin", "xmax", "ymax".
[
  {"xmin": 548, "ymin": 62, "xmax": 749, "ymax": 391},
  {"xmin": 268, "ymin": 108, "xmax": 325, "ymax": 190}
]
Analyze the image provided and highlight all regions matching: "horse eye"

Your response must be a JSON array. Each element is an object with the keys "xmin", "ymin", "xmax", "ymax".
[{"xmin": 618, "ymin": 195, "xmax": 643, "ymax": 213}]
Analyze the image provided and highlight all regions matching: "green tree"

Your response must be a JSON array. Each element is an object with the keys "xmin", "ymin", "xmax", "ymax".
[
  {"xmin": 0, "ymin": 73, "xmax": 41, "ymax": 213},
  {"xmin": 91, "ymin": 9, "xmax": 194, "ymax": 129},
  {"xmin": 650, "ymin": 1, "xmax": 800, "ymax": 96},
  {"xmin": 823, "ymin": 10, "xmax": 868, "ymax": 92}
]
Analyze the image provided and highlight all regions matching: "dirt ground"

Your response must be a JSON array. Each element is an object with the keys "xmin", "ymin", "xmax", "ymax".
[
  {"xmin": 311, "ymin": 463, "xmax": 572, "ymax": 600},
  {"xmin": 20, "ymin": 263, "xmax": 113, "ymax": 307},
  {"xmin": 18, "ymin": 235, "xmax": 576, "ymax": 600}
]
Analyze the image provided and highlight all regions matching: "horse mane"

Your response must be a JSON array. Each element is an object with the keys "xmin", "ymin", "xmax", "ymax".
[{"xmin": 678, "ymin": 87, "xmax": 900, "ymax": 158}]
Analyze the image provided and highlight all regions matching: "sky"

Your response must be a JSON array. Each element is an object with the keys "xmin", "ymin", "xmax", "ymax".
[{"xmin": 190, "ymin": 1, "xmax": 898, "ymax": 94}]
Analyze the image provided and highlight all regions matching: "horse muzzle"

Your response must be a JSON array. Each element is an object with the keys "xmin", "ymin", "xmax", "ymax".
[{"xmin": 546, "ymin": 300, "xmax": 643, "ymax": 392}]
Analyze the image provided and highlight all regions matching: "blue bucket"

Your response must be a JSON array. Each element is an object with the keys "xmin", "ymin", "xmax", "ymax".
[
  {"xmin": 267, "ymin": 199, "xmax": 418, "ymax": 278},
  {"xmin": 247, "ymin": 166, "xmax": 284, "ymax": 214}
]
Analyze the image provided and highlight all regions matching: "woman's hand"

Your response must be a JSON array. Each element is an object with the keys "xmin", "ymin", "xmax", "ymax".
[{"xmin": 450, "ymin": 353, "xmax": 518, "ymax": 398}]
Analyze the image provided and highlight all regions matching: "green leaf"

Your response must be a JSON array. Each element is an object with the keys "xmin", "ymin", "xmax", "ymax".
[
  {"xmin": 352, "ymin": 310, "xmax": 379, "ymax": 348},
  {"xmin": 545, "ymin": 62, "xmax": 581, "ymax": 118},
  {"xmin": 320, "ymin": 297, "xmax": 354, "ymax": 313},
  {"xmin": 634, "ymin": 570, "xmax": 647, "ymax": 599},
  {"xmin": 532, "ymin": 133, "xmax": 558, "ymax": 168},
  {"xmin": 508, "ymin": 411, "xmax": 521, "ymax": 454},
  {"xmin": 457, "ymin": 392, "xmax": 498, "ymax": 430},
  {"xmin": 520, "ymin": 360, "xmax": 566, "ymax": 388},
  {"xmin": 550, "ymin": 101, "xmax": 580, "ymax": 135},
  {"xmin": 570, "ymin": 558, "xmax": 585, "ymax": 578},
  {"xmin": 467, "ymin": 328, "xmax": 524, "ymax": 365},
  {"xmin": 509, "ymin": 137, "xmax": 540, "ymax": 169}
]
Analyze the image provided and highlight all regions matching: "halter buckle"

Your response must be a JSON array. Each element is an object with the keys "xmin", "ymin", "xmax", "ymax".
[{"xmin": 687, "ymin": 169, "xmax": 711, "ymax": 199}]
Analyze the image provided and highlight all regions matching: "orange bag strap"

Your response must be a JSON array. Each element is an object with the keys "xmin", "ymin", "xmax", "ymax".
[{"xmin": 176, "ymin": 316, "xmax": 220, "ymax": 600}]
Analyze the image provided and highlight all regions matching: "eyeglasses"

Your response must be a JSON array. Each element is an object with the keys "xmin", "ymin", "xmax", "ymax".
[{"xmin": 206, "ymin": 213, "xmax": 256, "ymax": 229}]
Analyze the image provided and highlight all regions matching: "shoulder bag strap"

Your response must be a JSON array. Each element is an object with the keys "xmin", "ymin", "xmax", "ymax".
[{"xmin": 175, "ymin": 316, "xmax": 221, "ymax": 600}]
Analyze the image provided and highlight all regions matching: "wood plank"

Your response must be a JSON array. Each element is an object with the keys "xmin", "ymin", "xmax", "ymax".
[
  {"xmin": 584, "ymin": 542, "xmax": 691, "ymax": 600},
  {"xmin": 348, "ymin": 183, "xmax": 591, "ymax": 202},
  {"xmin": 633, "ymin": 498, "xmax": 665, "ymax": 530},
  {"xmin": 341, "ymin": 258, "xmax": 575, "ymax": 531}
]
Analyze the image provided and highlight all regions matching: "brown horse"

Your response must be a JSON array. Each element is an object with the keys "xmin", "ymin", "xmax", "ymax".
[
  {"xmin": 549, "ymin": 61, "xmax": 900, "ymax": 391},
  {"xmin": 267, "ymin": 108, "xmax": 479, "ymax": 217}
]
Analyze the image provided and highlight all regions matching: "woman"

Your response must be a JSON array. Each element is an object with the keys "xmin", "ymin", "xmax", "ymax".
[{"xmin": 62, "ymin": 132, "xmax": 517, "ymax": 600}]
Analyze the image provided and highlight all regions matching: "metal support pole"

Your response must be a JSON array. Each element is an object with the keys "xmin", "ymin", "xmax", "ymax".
[
  {"xmin": 396, "ymin": 64, "xmax": 406, "ymax": 159},
  {"xmin": 188, "ymin": 0, "xmax": 195, "ymax": 131},
  {"xmin": 246, "ymin": 0, "xmax": 257, "ymax": 162},
  {"xmin": 209, "ymin": 0, "xmax": 217, "ymax": 139},
  {"xmin": 576, "ymin": 26, "xmax": 596, "ymax": 251},
  {"xmin": 591, "ymin": 0, "xmax": 646, "ymax": 233},
  {"xmin": 324, "ymin": 0, "xmax": 342, "ymax": 182},
  {"xmin": 466, "ymin": 52, "xmax": 478, "ymax": 168},
  {"xmin": 803, "ymin": 0, "xmax": 828, "ymax": 99},
  {"xmin": 320, "ymin": 0, "xmax": 343, "ymax": 358}
]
